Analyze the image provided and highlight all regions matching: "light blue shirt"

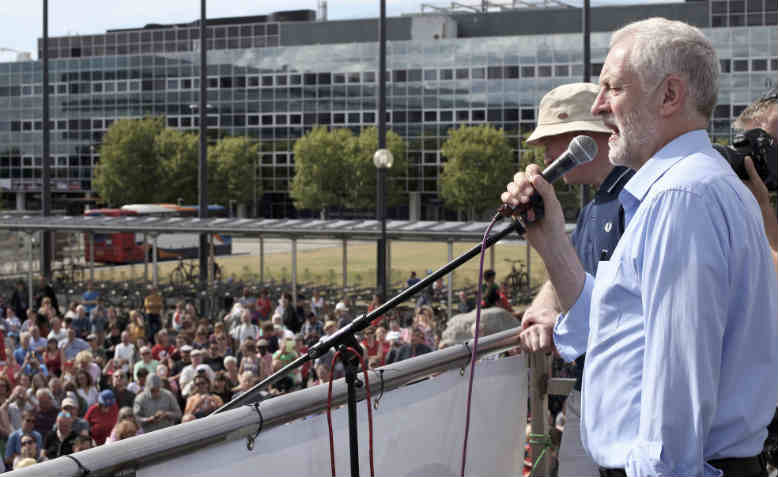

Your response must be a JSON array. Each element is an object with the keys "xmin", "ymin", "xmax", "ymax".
[{"xmin": 555, "ymin": 130, "xmax": 778, "ymax": 476}]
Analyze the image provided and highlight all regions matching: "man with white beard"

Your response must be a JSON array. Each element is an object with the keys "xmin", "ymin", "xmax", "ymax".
[{"xmin": 502, "ymin": 17, "xmax": 777, "ymax": 477}]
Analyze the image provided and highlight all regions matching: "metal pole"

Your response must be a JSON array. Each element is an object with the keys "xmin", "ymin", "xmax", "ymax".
[
  {"xmin": 291, "ymin": 238, "xmax": 297, "ymax": 309},
  {"xmin": 198, "ymin": 0, "xmax": 209, "ymax": 286},
  {"xmin": 580, "ymin": 0, "xmax": 592, "ymax": 209},
  {"xmin": 40, "ymin": 0, "xmax": 52, "ymax": 280},
  {"xmin": 489, "ymin": 244, "xmax": 495, "ymax": 272},
  {"xmin": 89, "ymin": 232, "xmax": 95, "ymax": 283},
  {"xmin": 152, "ymin": 234, "xmax": 159, "ymax": 288},
  {"xmin": 143, "ymin": 233, "xmax": 149, "ymax": 282},
  {"xmin": 387, "ymin": 239, "xmax": 392, "ymax": 289},
  {"xmin": 259, "ymin": 236, "xmax": 264, "ymax": 284},
  {"xmin": 376, "ymin": 0, "xmax": 388, "ymax": 301},
  {"xmin": 447, "ymin": 240, "xmax": 453, "ymax": 318},
  {"xmin": 342, "ymin": 239, "xmax": 348, "ymax": 293},
  {"xmin": 525, "ymin": 240, "xmax": 532, "ymax": 289},
  {"xmin": 27, "ymin": 233, "xmax": 33, "ymax": 311},
  {"xmin": 343, "ymin": 354, "xmax": 361, "ymax": 477}
]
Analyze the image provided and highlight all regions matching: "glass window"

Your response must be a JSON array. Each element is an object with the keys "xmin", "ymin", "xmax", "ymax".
[
  {"xmin": 538, "ymin": 65, "xmax": 552, "ymax": 77},
  {"xmin": 733, "ymin": 59, "xmax": 749, "ymax": 71},
  {"xmin": 720, "ymin": 59, "xmax": 732, "ymax": 73},
  {"xmin": 363, "ymin": 71, "xmax": 376, "ymax": 83},
  {"xmin": 472, "ymin": 68, "xmax": 485, "ymax": 80},
  {"xmin": 521, "ymin": 66, "xmax": 535, "ymax": 78},
  {"xmin": 456, "ymin": 68, "xmax": 469, "ymax": 80},
  {"xmin": 348, "ymin": 72, "xmax": 361, "ymax": 83},
  {"xmin": 748, "ymin": 13, "xmax": 764, "ymax": 24},
  {"xmin": 712, "ymin": 0, "xmax": 727, "ymax": 13},
  {"xmin": 408, "ymin": 69, "xmax": 422, "ymax": 82},
  {"xmin": 555, "ymin": 65, "xmax": 569, "ymax": 77},
  {"xmin": 424, "ymin": 69, "xmax": 437, "ymax": 81},
  {"xmin": 393, "ymin": 70, "xmax": 407, "ymax": 82},
  {"xmin": 752, "ymin": 58, "xmax": 768, "ymax": 70},
  {"xmin": 440, "ymin": 69, "xmax": 453, "ymax": 80}
]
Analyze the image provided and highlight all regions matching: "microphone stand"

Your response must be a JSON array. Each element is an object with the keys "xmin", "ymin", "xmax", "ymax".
[{"xmin": 215, "ymin": 215, "xmax": 525, "ymax": 474}]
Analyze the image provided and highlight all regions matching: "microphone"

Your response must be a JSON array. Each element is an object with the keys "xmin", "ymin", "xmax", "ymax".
[{"xmin": 499, "ymin": 135, "xmax": 598, "ymax": 219}]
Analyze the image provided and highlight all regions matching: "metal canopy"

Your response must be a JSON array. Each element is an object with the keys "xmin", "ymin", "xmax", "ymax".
[{"xmin": 0, "ymin": 215, "xmax": 529, "ymax": 242}]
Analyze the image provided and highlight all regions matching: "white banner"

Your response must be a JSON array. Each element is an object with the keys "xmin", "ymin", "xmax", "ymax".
[{"xmin": 140, "ymin": 355, "xmax": 528, "ymax": 477}]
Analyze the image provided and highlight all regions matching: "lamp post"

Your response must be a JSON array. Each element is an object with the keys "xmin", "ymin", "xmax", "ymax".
[
  {"xmin": 374, "ymin": 149, "xmax": 393, "ymax": 301},
  {"xmin": 376, "ymin": 0, "xmax": 388, "ymax": 301},
  {"xmin": 41, "ymin": 0, "xmax": 52, "ymax": 280}
]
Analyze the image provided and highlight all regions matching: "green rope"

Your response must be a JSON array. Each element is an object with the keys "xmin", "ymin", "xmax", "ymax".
[{"xmin": 527, "ymin": 432, "xmax": 554, "ymax": 477}]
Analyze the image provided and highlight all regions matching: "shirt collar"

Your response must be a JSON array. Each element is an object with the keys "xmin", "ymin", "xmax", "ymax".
[
  {"xmin": 597, "ymin": 166, "xmax": 635, "ymax": 199},
  {"xmin": 622, "ymin": 129, "xmax": 712, "ymax": 204}
]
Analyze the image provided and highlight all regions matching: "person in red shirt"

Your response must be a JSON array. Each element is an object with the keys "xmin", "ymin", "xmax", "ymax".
[
  {"xmin": 255, "ymin": 289, "xmax": 273, "ymax": 322},
  {"xmin": 84, "ymin": 390, "xmax": 118, "ymax": 445},
  {"xmin": 151, "ymin": 329, "xmax": 175, "ymax": 361}
]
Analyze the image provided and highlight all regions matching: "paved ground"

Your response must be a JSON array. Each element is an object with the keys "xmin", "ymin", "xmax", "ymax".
[{"xmin": 231, "ymin": 237, "xmax": 372, "ymax": 256}]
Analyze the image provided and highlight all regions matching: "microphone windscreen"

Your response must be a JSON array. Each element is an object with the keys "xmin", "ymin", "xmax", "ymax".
[{"xmin": 569, "ymin": 135, "xmax": 598, "ymax": 165}]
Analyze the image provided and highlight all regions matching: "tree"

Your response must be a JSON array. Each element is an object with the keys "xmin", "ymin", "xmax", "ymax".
[
  {"xmin": 347, "ymin": 127, "xmax": 408, "ymax": 209},
  {"xmin": 439, "ymin": 125, "xmax": 515, "ymax": 220},
  {"xmin": 290, "ymin": 126, "xmax": 356, "ymax": 217},
  {"xmin": 208, "ymin": 137, "xmax": 259, "ymax": 205},
  {"xmin": 93, "ymin": 117, "xmax": 165, "ymax": 205},
  {"xmin": 155, "ymin": 128, "xmax": 199, "ymax": 204}
]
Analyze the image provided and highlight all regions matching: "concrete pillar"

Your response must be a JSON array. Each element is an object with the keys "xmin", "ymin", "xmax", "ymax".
[
  {"xmin": 291, "ymin": 238, "xmax": 297, "ymax": 308},
  {"xmin": 143, "ymin": 233, "xmax": 148, "ymax": 282},
  {"xmin": 16, "ymin": 192, "xmax": 25, "ymax": 212},
  {"xmin": 259, "ymin": 236, "xmax": 264, "ymax": 284},
  {"xmin": 152, "ymin": 234, "xmax": 159, "ymax": 288},
  {"xmin": 447, "ymin": 240, "xmax": 454, "ymax": 318},
  {"xmin": 409, "ymin": 192, "xmax": 421, "ymax": 221},
  {"xmin": 342, "ymin": 239, "xmax": 348, "ymax": 293}
]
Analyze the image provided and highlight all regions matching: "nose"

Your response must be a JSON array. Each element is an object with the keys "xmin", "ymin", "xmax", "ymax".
[{"xmin": 591, "ymin": 88, "xmax": 608, "ymax": 116}]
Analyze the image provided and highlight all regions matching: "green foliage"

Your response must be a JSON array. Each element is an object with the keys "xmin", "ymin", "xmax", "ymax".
[
  {"xmin": 155, "ymin": 128, "xmax": 199, "ymax": 204},
  {"xmin": 290, "ymin": 126, "xmax": 409, "ymax": 214},
  {"xmin": 290, "ymin": 126, "xmax": 356, "ymax": 214},
  {"xmin": 95, "ymin": 117, "xmax": 260, "ymax": 207},
  {"xmin": 208, "ymin": 137, "xmax": 260, "ymax": 204},
  {"xmin": 94, "ymin": 117, "xmax": 166, "ymax": 205},
  {"xmin": 439, "ymin": 125, "xmax": 516, "ymax": 218},
  {"xmin": 348, "ymin": 127, "xmax": 408, "ymax": 209}
]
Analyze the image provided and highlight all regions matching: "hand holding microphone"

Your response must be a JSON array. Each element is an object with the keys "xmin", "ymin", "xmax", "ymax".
[
  {"xmin": 500, "ymin": 135, "xmax": 597, "ymax": 250},
  {"xmin": 500, "ymin": 135, "xmax": 597, "ymax": 222}
]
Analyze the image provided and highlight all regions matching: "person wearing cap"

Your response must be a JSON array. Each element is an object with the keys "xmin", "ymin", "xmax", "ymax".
[
  {"xmin": 60, "ymin": 396, "xmax": 89, "ymax": 435},
  {"xmin": 334, "ymin": 302, "xmax": 352, "ymax": 329},
  {"xmin": 133, "ymin": 346, "xmax": 159, "ymax": 383},
  {"xmin": 178, "ymin": 349, "xmax": 214, "ymax": 398},
  {"xmin": 84, "ymin": 389, "xmax": 118, "ymax": 445},
  {"xmin": 133, "ymin": 374, "xmax": 181, "ymax": 433},
  {"xmin": 511, "ymin": 82, "xmax": 633, "ymax": 476}
]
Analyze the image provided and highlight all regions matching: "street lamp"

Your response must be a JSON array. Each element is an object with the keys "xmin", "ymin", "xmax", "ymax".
[{"xmin": 374, "ymin": 148, "xmax": 393, "ymax": 301}]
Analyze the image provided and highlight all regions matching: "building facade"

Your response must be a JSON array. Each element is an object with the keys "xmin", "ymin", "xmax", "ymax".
[{"xmin": 0, "ymin": 0, "xmax": 775, "ymax": 217}]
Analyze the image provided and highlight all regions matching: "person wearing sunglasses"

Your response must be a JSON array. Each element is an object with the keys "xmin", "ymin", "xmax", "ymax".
[{"xmin": 5, "ymin": 410, "xmax": 41, "ymax": 468}]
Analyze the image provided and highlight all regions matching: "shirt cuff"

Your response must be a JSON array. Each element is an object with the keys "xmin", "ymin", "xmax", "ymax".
[
  {"xmin": 553, "ymin": 273, "xmax": 594, "ymax": 362},
  {"xmin": 624, "ymin": 440, "xmax": 723, "ymax": 477}
]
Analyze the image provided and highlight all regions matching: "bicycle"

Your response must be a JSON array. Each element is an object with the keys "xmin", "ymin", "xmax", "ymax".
[
  {"xmin": 170, "ymin": 256, "xmax": 223, "ymax": 287},
  {"xmin": 503, "ymin": 258, "xmax": 531, "ymax": 298}
]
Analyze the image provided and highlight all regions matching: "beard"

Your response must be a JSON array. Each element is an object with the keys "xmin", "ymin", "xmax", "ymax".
[{"xmin": 605, "ymin": 103, "xmax": 659, "ymax": 168}]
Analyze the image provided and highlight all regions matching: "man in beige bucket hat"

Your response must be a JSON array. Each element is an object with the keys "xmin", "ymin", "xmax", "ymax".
[{"xmin": 516, "ymin": 82, "xmax": 634, "ymax": 477}]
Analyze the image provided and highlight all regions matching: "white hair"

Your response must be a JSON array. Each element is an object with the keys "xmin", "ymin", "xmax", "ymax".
[
  {"xmin": 610, "ymin": 17, "xmax": 719, "ymax": 120},
  {"xmin": 224, "ymin": 355, "xmax": 238, "ymax": 367}
]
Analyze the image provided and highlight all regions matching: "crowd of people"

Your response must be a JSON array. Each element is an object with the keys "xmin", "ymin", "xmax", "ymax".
[{"xmin": 0, "ymin": 276, "xmax": 459, "ymax": 471}]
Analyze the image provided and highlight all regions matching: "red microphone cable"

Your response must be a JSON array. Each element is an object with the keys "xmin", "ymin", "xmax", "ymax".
[{"xmin": 326, "ymin": 346, "xmax": 375, "ymax": 477}]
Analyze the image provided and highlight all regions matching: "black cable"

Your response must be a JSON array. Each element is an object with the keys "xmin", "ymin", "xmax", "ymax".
[
  {"xmin": 65, "ymin": 454, "xmax": 90, "ymax": 476},
  {"xmin": 245, "ymin": 402, "xmax": 264, "ymax": 451}
]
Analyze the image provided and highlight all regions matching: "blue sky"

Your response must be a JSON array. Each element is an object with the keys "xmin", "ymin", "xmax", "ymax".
[{"xmin": 0, "ymin": 0, "xmax": 678, "ymax": 60}]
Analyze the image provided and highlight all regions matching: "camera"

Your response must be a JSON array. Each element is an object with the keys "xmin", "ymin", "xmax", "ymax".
[{"xmin": 713, "ymin": 128, "xmax": 778, "ymax": 191}]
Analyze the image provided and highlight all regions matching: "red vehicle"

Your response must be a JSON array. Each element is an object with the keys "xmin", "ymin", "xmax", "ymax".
[
  {"xmin": 83, "ymin": 204, "xmax": 231, "ymax": 264},
  {"xmin": 83, "ymin": 208, "xmax": 144, "ymax": 263}
]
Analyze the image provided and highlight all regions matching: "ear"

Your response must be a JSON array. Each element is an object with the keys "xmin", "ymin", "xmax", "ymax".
[{"xmin": 658, "ymin": 74, "xmax": 686, "ymax": 118}]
